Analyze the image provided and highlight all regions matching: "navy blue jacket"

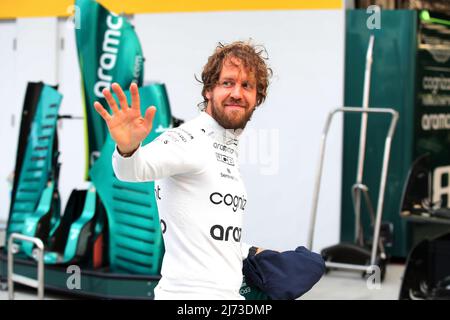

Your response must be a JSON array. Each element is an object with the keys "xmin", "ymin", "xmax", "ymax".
[{"xmin": 242, "ymin": 246, "xmax": 326, "ymax": 300}]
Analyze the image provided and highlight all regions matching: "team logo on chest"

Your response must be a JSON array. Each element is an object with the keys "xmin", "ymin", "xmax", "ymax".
[
  {"xmin": 155, "ymin": 185, "xmax": 162, "ymax": 200},
  {"xmin": 209, "ymin": 192, "xmax": 247, "ymax": 212},
  {"xmin": 216, "ymin": 153, "xmax": 235, "ymax": 166},
  {"xmin": 213, "ymin": 142, "xmax": 234, "ymax": 155},
  {"xmin": 210, "ymin": 225, "xmax": 241, "ymax": 242}
]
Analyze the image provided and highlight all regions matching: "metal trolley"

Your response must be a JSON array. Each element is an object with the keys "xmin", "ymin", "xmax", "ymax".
[{"xmin": 307, "ymin": 107, "xmax": 399, "ymax": 280}]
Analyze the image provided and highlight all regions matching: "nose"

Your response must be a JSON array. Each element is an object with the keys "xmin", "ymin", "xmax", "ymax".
[{"xmin": 230, "ymin": 84, "xmax": 243, "ymax": 100}]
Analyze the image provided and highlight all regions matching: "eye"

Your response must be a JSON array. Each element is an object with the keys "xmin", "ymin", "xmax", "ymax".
[
  {"xmin": 242, "ymin": 82, "xmax": 254, "ymax": 90},
  {"xmin": 221, "ymin": 80, "xmax": 234, "ymax": 88}
]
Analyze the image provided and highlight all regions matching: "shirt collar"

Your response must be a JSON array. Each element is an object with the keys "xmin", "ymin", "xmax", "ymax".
[{"xmin": 198, "ymin": 111, "xmax": 243, "ymax": 147}]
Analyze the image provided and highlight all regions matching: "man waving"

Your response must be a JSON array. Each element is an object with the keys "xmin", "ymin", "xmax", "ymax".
[{"xmin": 94, "ymin": 41, "xmax": 271, "ymax": 299}]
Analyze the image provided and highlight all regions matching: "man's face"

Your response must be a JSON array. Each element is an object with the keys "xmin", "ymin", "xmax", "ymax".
[{"xmin": 205, "ymin": 57, "xmax": 258, "ymax": 130}]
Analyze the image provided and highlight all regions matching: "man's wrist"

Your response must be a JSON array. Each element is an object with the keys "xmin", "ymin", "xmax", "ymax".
[{"xmin": 117, "ymin": 145, "xmax": 139, "ymax": 157}]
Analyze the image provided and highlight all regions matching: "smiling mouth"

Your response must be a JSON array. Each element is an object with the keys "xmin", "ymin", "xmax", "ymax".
[{"xmin": 224, "ymin": 104, "xmax": 245, "ymax": 109}]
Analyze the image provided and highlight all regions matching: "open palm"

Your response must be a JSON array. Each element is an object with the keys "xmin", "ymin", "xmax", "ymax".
[{"xmin": 94, "ymin": 82, "xmax": 156, "ymax": 154}]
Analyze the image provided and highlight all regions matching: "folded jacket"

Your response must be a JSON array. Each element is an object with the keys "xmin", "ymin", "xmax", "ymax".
[{"xmin": 242, "ymin": 246, "xmax": 326, "ymax": 300}]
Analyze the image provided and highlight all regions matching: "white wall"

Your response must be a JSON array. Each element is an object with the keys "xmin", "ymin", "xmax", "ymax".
[
  {"xmin": 134, "ymin": 9, "xmax": 345, "ymax": 252},
  {"xmin": 0, "ymin": 17, "xmax": 60, "ymax": 224},
  {"xmin": 15, "ymin": 18, "xmax": 59, "ymax": 99},
  {"xmin": 0, "ymin": 17, "xmax": 87, "ymax": 224},
  {"xmin": 0, "ymin": 20, "xmax": 18, "ymax": 225},
  {"xmin": 56, "ymin": 18, "xmax": 89, "ymax": 208}
]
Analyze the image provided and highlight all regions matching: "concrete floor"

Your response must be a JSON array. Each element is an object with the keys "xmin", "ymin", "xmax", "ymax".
[
  {"xmin": 302, "ymin": 263, "xmax": 404, "ymax": 300},
  {"xmin": 0, "ymin": 264, "xmax": 405, "ymax": 300},
  {"xmin": 0, "ymin": 228, "xmax": 405, "ymax": 300}
]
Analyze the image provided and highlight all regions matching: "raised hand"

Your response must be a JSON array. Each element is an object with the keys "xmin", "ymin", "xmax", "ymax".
[{"xmin": 94, "ymin": 82, "xmax": 156, "ymax": 154}]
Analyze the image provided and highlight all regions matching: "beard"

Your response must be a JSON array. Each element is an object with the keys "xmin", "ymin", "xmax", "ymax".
[{"xmin": 210, "ymin": 97, "xmax": 256, "ymax": 130}]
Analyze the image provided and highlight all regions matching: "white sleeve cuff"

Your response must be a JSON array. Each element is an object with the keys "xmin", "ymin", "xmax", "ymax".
[
  {"xmin": 241, "ymin": 242, "xmax": 253, "ymax": 260},
  {"xmin": 113, "ymin": 143, "xmax": 141, "ymax": 159}
]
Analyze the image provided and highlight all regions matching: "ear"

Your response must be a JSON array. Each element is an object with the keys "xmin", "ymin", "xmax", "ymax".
[{"xmin": 205, "ymin": 90, "xmax": 211, "ymax": 100}]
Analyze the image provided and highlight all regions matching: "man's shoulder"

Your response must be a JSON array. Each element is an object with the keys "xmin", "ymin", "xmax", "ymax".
[
  {"xmin": 167, "ymin": 114, "xmax": 208, "ymax": 138},
  {"xmin": 154, "ymin": 116, "xmax": 204, "ymax": 146},
  {"xmin": 159, "ymin": 127, "xmax": 195, "ymax": 145}
]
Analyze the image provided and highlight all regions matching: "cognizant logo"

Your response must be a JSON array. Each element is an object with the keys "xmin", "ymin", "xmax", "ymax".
[
  {"xmin": 94, "ymin": 14, "xmax": 123, "ymax": 98},
  {"xmin": 209, "ymin": 192, "xmax": 247, "ymax": 212},
  {"xmin": 423, "ymin": 76, "xmax": 450, "ymax": 94}
]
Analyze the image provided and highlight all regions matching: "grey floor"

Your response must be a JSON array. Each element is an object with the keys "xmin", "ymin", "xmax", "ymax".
[
  {"xmin": 0, "ymin": 228, "xmax": 405, "ymax": 300},
  {"xmin": 301, "ymin": 263, "xmax": 404, "ymax": 300}
]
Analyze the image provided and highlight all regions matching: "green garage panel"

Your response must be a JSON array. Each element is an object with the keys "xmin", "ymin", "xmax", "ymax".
[
  {"xmin": 343, "ymin": 10, "xmax": 450, "ymax": 258},
  {"xmin": 342, "ymin": 10, "xmax": 417, "ymax": 258}
]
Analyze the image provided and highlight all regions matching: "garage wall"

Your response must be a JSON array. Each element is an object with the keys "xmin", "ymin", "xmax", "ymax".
[{"xmin": 0, "ymin": 20, "xmax": 18, "ymax": 227}]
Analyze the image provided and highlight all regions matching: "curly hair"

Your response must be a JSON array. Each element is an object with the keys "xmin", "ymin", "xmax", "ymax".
[{"xmin": 198, "ymin": 41, "xmax": 272, "ymax": 110}]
